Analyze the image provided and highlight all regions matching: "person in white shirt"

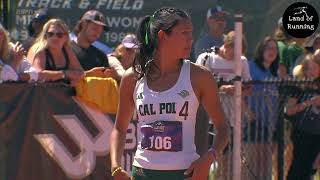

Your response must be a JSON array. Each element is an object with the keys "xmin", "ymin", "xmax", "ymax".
[
  {"xmin": 196, "ymin": 31, "xmax": 251, "ymax": 83},
  {"xmin": 0, "ymin": 23, "xmax": 38, "ymax": 82},
  {"xmin": 196, "ymin": 30, "xmax": 251, "ymax": 180}
]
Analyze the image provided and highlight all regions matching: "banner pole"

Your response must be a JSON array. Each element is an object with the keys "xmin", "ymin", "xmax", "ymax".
[{"xmin": 233, "ymin": 14, "xmax": 243, "ymax": 180}]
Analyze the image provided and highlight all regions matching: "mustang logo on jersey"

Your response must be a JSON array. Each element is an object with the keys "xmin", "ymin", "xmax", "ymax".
[
  {"xmin": 177, "ymin": 90, "xmax": 190, "ymax": 98},
  {"xmin": 136, "ymin": 92, "xmax": 144, "ymax": 100}
]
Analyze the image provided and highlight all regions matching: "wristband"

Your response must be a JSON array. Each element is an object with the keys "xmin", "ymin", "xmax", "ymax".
[{"xmin": 111, "ymin": 166, "xmax": 122, "ymax": 176}]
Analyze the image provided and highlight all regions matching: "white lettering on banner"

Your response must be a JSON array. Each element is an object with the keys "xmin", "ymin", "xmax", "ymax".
[
  {"xmin": 16, "ymin": 9, "xmax": 34, "ymax": 15},
  {"xmin": 121, "ymin": 17, "xmax": 133, "ymax": 28},
  {"xmin": 18, "ymin": 0, "xmax": 25, "ymax": 7},
  {"xmin": 16, "ymin": 15, "xmax": 33, "ymax": 26},
  {"xmin": 51, "ymin": 0, "xmax": 63, "ymax": 8},
  {"xmin": 79, "ymin": 0, "xmax": 90, "ymax": 9},
  {"xmin": 132, "ymin": 0, "xmax": 143, "ymax": 10},
  {"xmin": 19, "ymin": 0, "xmax": 72, "ymax": 8},
  {"xmin": 10, "ymin": 29, "xmax": 29, "ymax": 41},
  {"xmin": 96, "ymin": 0, "xmax": 108, "ymax": 9},
  {"xmin": 113, "ymin": 0, "xmax": 123, "ymax": 10},
  {"xmin": 106, "ymin": 16, "xmax": 143, "ymax": 28},
  {"xmin": 104, "ymin": 32, "xmax": 126, "ymax": 43},
  {"xmin": 38, "ymin": 0, "xmax": 50, "ymax": 8},
  {"xmin": 34, "ymin": 100, "xmax": 114, "ymax": 179},
  {"xmin": 125, "ymin": 123, "xmax": 137, "ymax": 150},
  {"xmin": 122, "ymin": 151, "xmax": 135, "ymax": 173},
  {"xmin": 106, "ymin": 17, "xmax": 121, "ymax": 27},
  {"xmin": 123, "ymin": 0, "xmax": 130, "ymax": 10},
  {"xmin": 96, "ymin": 0, "xmax": 143, "ymax": 10},
  {"xmin": 123, "ymin": 123, "xmax": 137, "ymax": 174},
  {"xmin": 25, "ymin": 0, "xmax": 37, "ymax": 7},
  {"xmin": 60, "ymin": 0, "xmax": 73, "ymax": 8}
]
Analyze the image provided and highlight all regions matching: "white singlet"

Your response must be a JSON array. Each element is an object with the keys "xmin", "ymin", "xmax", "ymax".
[{"xmin": 132, "ymin": 60, "xmax": 200, "ymax": 170}]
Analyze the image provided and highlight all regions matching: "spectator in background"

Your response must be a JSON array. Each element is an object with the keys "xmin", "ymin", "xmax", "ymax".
[
  {"xmin": 196, "ymin": 31, "xmax": 251, "ymax": 180},
  {"xmin": 278, "ymin": 33, "xmax": 308, "ymax": 78},
  {"xmin": 0, "ymin": 22, "xmax": 16, "ymax": 81},
  {"xmin": 196, "ymin": 31, "xmax": 251, "ymax": 84},
  {"xmin": 0, "ymin": 22, "xmax": 38, "ymax": 82},
  {"xmin": 249, "ymin": 36, "xmax": 279, "ymax": 79},
  {"xmin": 23, "ymin": 8, "xmax": 52, "ymax": 52},
  {"xmin": 305, "ymin": 33, "xmax": 320, "ymax": 54},
  {"xmin": 243, "ymin": 36, "xmax": 279, "ymax": 180},
  {"xmin": 274, "ymin": 17, "xmax": 291, "ymax": 79},
  {"xmin": 69, "ymin": 27, "xmax": 113, "ymax": 55},
  {"xmin": 108, "ymin": 34, "xmax": 139, "ymax": 70},
  {"xmin": 194, "ymin": 5, "xmax": 229, "ymax": 59},
  {"xmin": 314, "ymin": 49, "xmax": 320, "ymax": 62},
  {"xmin": 71, "ymin": 10, "xmax": 124, "ymax": 81},
  {"xmin": 69, "ymin": 34, "xmax": 113, "ymax": 55},
  {"xmin": 27, "ymin": 19, "xmax": 84, "ymax": 85},
  {"xmin": 285, "ymin": 54, "xmax": 320, "ymax": 180}
]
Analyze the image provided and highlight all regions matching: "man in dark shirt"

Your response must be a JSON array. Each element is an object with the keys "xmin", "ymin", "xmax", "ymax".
[{"xmin": 71, "ymin": 10, "xmax": 124, "ymax": 81}]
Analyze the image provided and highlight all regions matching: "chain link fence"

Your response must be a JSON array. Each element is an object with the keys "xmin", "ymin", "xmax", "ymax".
[{"xmin": 209, "ymin": 79, "xmax": 320, "ymax": 180}]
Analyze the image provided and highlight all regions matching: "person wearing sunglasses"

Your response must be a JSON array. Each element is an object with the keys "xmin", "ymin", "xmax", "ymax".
[
  {"xmin": 27, "ymin": 19, "xmax": 84, "ymax": 85},
  {"xmin": 108, "ymin": 34, "xmax": 139, "ymax": 70},
  {"xmin": 71, "ymin": 10, "xmax": 125, "ymax": 81}
]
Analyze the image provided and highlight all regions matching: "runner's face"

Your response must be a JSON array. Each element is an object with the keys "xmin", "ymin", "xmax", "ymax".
[{"xmin": 164, "ymin": 18, "xmax": 193, "ymax": 59}]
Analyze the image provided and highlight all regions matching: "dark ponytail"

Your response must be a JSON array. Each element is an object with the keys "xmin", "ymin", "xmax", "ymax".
[
  {"xmin": 133, "ymin": 7, "xmax": 190, "ymax": 79},
  {"xmin": 134, "ymin": 15, "xmax": 157, "ymax": 79}
]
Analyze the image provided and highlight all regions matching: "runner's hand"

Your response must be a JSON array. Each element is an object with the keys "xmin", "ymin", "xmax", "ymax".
[{"xmin": 185, "ymin": 151, "xmax": 214, "ymax": 180}]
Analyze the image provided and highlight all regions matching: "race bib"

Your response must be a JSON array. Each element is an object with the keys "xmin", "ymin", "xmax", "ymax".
[{"xmin": 140, "ymin": 121, "xmax": 182, "ymax": 152}]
